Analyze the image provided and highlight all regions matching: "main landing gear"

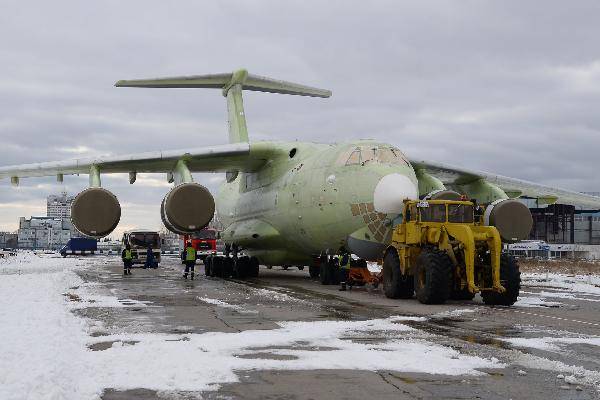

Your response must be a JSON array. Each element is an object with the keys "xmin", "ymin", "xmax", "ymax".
[{"xmin": 204, "ymin": 244, "xmax": 260, "ymax": 279}]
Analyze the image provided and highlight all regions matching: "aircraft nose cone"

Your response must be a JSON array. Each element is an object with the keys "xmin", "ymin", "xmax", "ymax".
[{"xmin": 373, "ymin": 173, "xmax": 418, "ymax": 214}]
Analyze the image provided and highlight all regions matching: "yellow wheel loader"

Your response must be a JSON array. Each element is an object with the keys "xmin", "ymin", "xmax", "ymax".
[{"xmin": 383, "ymin": 199, "xmax": 520, "ymax": 305}]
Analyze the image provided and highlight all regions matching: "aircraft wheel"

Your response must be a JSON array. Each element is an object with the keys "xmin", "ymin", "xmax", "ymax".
[
  {"xmin": 249, "ymin": 256, "xmax": 260, "ymax": 278},
  {"xmin": 222, "ymin": 257, "xmax": 233, "ymax": 279},
  {"xmin": 383, "ymin": 249, "xmax": 414, "ymax": 299},
  {"xmin": 204, "ymin": 256, "xmax": 212, "ymax": 276},
  {"xmin": 319, "ymin": 258, "xmax": 330, "ymax": 285},
  {"xmin": 414, "ymin": 249, "xmax": 452, "ymax": 304},
  {"xmin": 266, "ymin": 265, "xmax": 273, "ymax": 270},
  {"xmin": 309, "ymin": 265, "xmax": 320, "ymax": 279},
  {"xmin": 212, "ymin": 257, "xmax": 223, "ymax": 278},
  {"xmin": 481, "ymin": 253, "xmax": 521, "ymax": 306},
  {"xmin": 282, "ymin": 265, "xmax": 290, "ymax": 271},
  {"xmin": 328, "ymin": 258, "xmax": 340, "ymax": 285},
  {"xmin": 233, "ymin": 256, "xmax": 250, "ymax": 279},
  {"xmin": 297, "ymin": 266, "xmax": 305, "ymax": 271}
]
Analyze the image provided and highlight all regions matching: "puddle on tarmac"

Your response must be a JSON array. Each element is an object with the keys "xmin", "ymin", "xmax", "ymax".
[
  {"xmin": 235, "ymin": 352, "xmax": 299, "ymax": 361},
  {"xmin": 88, "ymin": 340, "xmax": 138, "ymax": 351}
]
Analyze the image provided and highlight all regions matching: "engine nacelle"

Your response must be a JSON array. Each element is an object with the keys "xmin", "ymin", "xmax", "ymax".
[
  {"xmin": 161, "ymin": 183, "xmax": 215, "ymax": 234},
  {"xmin": 422, "ymin": 189, "xmax": 462, "ymax": 201},
  {"xmin": 483, "ymin": 199, "xmax": 533, "ymax": 242},
  {"xmin": 71, "ymin": 187, "xmax": 121, "ymax": 237}
]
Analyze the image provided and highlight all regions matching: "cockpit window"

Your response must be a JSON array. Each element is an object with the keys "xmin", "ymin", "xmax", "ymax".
[
  {"xmin": 338, "ymin": 146, "xmax": 411, "ymax": 167},
  {"xmin": 345, "ymin": 149, "xmax": 361, "ymax": 165}
]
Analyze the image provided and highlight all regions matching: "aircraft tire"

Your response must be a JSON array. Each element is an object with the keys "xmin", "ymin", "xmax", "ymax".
[
  {"xmin": 212, "ymin": 257, "xmax": 223, "ymax": 278},
  {"xmin": 233, "ymin": 256, "xmax": 250, "ymax": 279},
  {"xmin": 481, "ymin": 253, "xmax": 521, "ymax": 306},
  {"xmin": 414, "ymin": 249, "xmax": 452, "ymax": 304},
  {"xmin": 328, "ymin": 258, "xmax": 340, "ymax": 285},
  {"xmin": 204, "ymin": 256, "xmax": 212, "ymax": 276},
  {"xmin": 297, "ymin": 266, "xmax": 304, "ymax": 271},
  {"xmin": 383, "ymin": 249, "xmax": 414, "ymax": 299},
  {"xmin": 282, "ymin": 265, "xmax": 290, "ymax": 271},
  {"xmin": 319, "ymin": 258, "xmax": 330, "ymax": 285},
  {"xmin": 222, "ymin": 258, "xmax": 233, "ymax": 279},
  {"xmin": 249, "ymin": 256, "xmax": 260, "ymax": 278}
]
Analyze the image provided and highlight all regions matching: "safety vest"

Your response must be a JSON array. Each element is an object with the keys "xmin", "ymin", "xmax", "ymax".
[
  {"xmin": 124, "ymin": 249, "xmax": 132, "ymax": 261},
  {"xmin": 339, "ymin": 254, "xmax": 350, "ymax": 270},
  {"xmin": 185, "ymin": 246, "xmax": 196, "ymax": 261}
]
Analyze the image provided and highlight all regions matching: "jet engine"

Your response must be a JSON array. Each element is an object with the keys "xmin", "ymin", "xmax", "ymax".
[
  {"xmin": 161, "ymin": 182, "xmax": 215, "ymax": 234},
  {"xmin": 422, "ymin": 190, "xmax": 462, "ymax": 201},
  {"xmin": 70, "ymin": 187, "xmax": 121, "ymax": 237},
  {"xmin": 483, "ymin": 199, "xmax": 533, "ymax": 242}
]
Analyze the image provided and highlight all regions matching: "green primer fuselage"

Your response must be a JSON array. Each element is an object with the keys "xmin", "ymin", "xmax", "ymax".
[{"xmin": 216, "ymin": 140, "xmax": 417, "ymax": 266}]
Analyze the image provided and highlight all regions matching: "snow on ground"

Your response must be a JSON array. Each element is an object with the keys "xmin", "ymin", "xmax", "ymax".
[
  {"xmin": 0, "ymin": 252, "xmax": 504, "ymax": 399},
  {"xmin": 521, "ymin": 273, "xmax": 600, "ymax": 296},
  {"xmin": 520, "ymin": 290, "xmax": 600, "ymax": 303},
  {"xmin": 503, "ymin": 336, "xmax": 600, "ymax": 352},
  {"xmin": 197, "ymin": 296, "xmax": 258, "ymax": 314},
  {"xmin": 514, "ymin": 296, "xmax": 563, "ymax": 308},
  {"xmin": 84, "ymin": 316, "xmax": 502, "ymax": 393},
  {"xmin": 0, "ymin": 252, "xmax": 101, "ymax": 400},
  {"xmin": 432, "ymin": 309, "xmax": 476, "ymax": 318}
]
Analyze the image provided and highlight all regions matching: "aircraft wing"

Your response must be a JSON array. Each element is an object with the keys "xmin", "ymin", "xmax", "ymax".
[
  {"xmin": 410, "ymin": 158, "xmax": 600, "ymax": 209},
  {"xmin": 0, "ymin": 142, "xmax": 274, "ymax": 181}
]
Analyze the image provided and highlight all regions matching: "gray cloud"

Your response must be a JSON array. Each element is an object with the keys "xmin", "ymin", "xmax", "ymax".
[{"xmin": 1, "ymin": 0, "xmax": 600, "ymax": 235}]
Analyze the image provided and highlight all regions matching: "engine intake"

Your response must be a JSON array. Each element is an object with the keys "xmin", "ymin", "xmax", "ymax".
[
  {"xmin": 71, "ymin": 187, "xmax": 121, "ymax": 237},
  {"xmin": 161, "ymin": 183, "xmax": 215, "ymax": 234},
  {"xmin": 484, "ymin": 199, "xmax": 533, "ymax": 242}
]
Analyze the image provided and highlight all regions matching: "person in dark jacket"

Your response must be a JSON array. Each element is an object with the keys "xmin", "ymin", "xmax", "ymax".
[
  {"xmin": 182, "ymin": 241, "xmax": 197, "ymax": 280},
  {"xmin": 144, "ymin": 244, "xmax": 155, "ymax": 269},
  {"xmin": 121, "ymin": 244, "xmax": 133, "ymax": 276}
]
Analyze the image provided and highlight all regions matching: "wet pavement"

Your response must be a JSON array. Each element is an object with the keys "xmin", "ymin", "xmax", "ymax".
[{"xmin": 71, "ymin": 256, "xmax": 600, "ymax": 399}]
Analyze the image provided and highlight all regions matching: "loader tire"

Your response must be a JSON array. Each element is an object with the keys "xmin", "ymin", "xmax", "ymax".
[
  {"xmin": 414, "ymin": 249, "xmax": 452, "ymax": 304},
  {"xmin": 481, "ymin": 253, "xmax": 521, "ymax": 306},
  {"xmin": 383, "ymin": 249, "xmax": 414, "ymax": 299},
  {"xmin": 450, "ymin": 288, "xmax": 476, "ymax": 301}
]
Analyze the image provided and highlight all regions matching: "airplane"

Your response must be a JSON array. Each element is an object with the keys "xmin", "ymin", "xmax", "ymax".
[{"xmin": 2, "ymin": 69, "xmax": 600, "ymax": 284}]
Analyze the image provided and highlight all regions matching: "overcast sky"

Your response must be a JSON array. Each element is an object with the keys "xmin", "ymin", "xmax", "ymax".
[{"xmin": 1, "ymin": 1, "xmax": 599, "ymax": 237}]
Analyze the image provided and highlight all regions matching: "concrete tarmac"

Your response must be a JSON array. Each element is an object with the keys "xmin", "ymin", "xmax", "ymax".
[{"xmin": 72, "ymin": 256, "xmax": 600, "ymax": 400}]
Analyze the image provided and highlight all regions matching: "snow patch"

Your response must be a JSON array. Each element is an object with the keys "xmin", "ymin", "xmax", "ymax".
[
  {"xmin": 503, "ymin": 336, "xmax": 600, "ymax": 351},
  {"xmin": 433, "ymin": 309, "xmax": 476, "ymax": 318},
  {"xmin": 197, "ymin": 297, "xmax": 258, "ymax": 314},
  {"xmin": 522, "ymin": 273, "xmax": 600, "ymax": 296},
  {"xmin": 514, "ymin": 296, "xmax": 563, "ymax": 308},
  {"xmin": 0, "ymin": 253, "xmax": 504, "ymax": 398}
]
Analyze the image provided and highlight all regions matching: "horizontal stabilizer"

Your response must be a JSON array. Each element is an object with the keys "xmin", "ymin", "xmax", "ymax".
[{"xmin": 115, "ymin": 69, "xmax": 332, "ymax": 98}]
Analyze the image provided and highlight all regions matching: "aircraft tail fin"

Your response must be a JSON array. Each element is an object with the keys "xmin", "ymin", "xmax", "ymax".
[{"xmin": 116, "ymin": 69, "xmax": 331, "ymax": 143}]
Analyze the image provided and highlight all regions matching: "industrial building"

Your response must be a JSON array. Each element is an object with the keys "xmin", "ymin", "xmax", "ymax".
[
  {"xmin": 46, "ymin": 191, "xmax": 74, "ymax": 219},
  {"xmin": 16, "ymin": 192, "xmax": 82, "ymax": 249},
  {"xmin": 0, "ymin": 232, "xmax": 18, "ymax": 248},
  {"xmin": 17, "ymin": 216, "xmax": 73, "ymax": 249}
]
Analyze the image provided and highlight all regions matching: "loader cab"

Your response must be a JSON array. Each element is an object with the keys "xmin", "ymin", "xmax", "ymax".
[{"xmin": 403, "ymin": 200, "xmax": 474, "ymax": 225}]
